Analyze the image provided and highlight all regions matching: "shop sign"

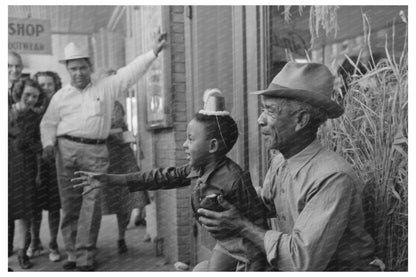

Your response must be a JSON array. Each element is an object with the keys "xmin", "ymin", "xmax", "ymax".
[{"xmin": 8, "ymin": 17, "xmax": 52, "ymax": 55}]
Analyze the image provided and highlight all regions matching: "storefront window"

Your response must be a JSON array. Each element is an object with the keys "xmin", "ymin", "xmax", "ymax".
[
  {"xmin": 125, "ymin": 93, "xmax": 138, "ymax": 153},
  {"xmin": 268, "ymin": 6, "xmax": 311, "ymax": 82}
]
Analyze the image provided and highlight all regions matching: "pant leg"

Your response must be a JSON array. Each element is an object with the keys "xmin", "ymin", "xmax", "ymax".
[
  {"xmin": 48, "ymin": 209, "xmax": 61, "ymax": 250},
  {"xmin": 75, "ymin": 143, "xmax": 108, "ymax": 266},
  {"xmin": 56, "ymin": 140, "xmax": 83, "ymax": 261}
]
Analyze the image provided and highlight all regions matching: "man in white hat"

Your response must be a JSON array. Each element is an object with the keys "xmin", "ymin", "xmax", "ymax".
[
  {"xmin": 198, "ymin": 62, "xmax": 382, "ymax": 271},
  {"xmin": 40, "ymin": 33, "xmax": 167, "ymax": 271}
]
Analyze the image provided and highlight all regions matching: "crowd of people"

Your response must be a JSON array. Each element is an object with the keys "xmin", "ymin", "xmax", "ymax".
[
  {"xmin": 9, "ymin": 28, "xmax": 384, "ymax": 272},
  {"xmin": 8, "ymin": 32, "xmax": 167, "ymax": 271}
]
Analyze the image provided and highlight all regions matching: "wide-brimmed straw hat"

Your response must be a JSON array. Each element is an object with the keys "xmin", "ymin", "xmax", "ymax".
[
  {"xmin": 59, "ymin": 42, "xmax": 90, "ymax": 63},
  {"xmin": 251, "ymin": 62, "xmax": 344, "ymax": 118}
]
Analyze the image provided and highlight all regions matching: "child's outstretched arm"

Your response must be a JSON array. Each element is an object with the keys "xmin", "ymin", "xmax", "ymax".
[
  {"xmin": 72, "ymin": 171, "xmax": 125, "ymax": 195},
  {"xmin": 124, "ymin": 165, "xmax": 191, "ymax": 192},
  {"xmin": 72, "ymin": 164, "xmax": 192, "ymax": 195}
]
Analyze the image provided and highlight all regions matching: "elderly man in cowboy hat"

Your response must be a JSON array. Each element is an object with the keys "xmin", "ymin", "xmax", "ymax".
[
  {"xmin": 198, "ymin": 62, "xmax": 382, "ymax": 271},
  {"xmin": 40, "ymin": 33, "xmax": 167, "ymax": 271}
]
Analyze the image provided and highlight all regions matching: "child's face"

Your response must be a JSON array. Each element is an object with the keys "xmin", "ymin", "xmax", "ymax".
[
  {"xmin": 183, "ymin": 119, "xmax": 211, "ymax": 169},
  {"xmin": 20, "ymin": 85, "xmax": 40, "ymax": 109}
]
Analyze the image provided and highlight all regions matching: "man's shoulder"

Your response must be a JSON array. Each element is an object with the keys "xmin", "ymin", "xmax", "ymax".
[
  {"xmin": 309, "ymin": 147, "xmax": 357, "ymax": 179},
  {"xmin": 52, "ymin": 85, "xmax": 71, "ymax": 98},
  {"xmin": 315, "ymin": 147, "xmax": 352, "ymax": 168}
]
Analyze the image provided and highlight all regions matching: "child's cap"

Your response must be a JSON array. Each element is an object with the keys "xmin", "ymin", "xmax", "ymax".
[{"xmin": 198, "ymin": 88, "xmax": 230, "ymax": 116}]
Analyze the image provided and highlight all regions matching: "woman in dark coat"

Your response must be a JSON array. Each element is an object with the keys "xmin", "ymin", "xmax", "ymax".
[
  {"xmin": 25, "ymin": 71, "xmax": 62, "ymax": 262},
  {"xmin": 9, "ymin": 79, "xmax": 45, "ymax": 269},
  {"xmin": 101, "ymin": 100, "xmax": 150, "ymax": 253}
]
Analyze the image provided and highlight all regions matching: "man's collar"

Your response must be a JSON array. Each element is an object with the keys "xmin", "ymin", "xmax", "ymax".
[
  {"xmin": 69, "ymin": 81, "xmax": 93, "ymax": 92},
  {"xmin": 285, "ymin": 139, "xmax": 323, "ymax": 177},
  {"xmin": 187, "ymin": 157, "xmax": 228, "ymax": 183}
]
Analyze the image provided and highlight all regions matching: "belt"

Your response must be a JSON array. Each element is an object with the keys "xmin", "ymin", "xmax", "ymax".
[{"xmin": 59, "ymin": 135, "xmax": 107, "ymax": 145}]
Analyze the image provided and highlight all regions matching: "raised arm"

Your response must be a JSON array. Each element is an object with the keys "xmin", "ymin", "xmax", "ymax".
[{"xmin": 103, "ymin": 32, "xmax": 167, "ymax": 98}]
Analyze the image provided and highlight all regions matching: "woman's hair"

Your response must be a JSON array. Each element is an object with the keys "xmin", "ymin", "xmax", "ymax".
[
  {"xmin": 33, "ymin": 71, "xmax": 62, "ymax": 92},
  {"xmin": 194, "ymin": 112, "xmax": 239, "ymax": 155},
  {"xmin": 12, "ymin": 79, "xmax": 46, "ymax": 108}
]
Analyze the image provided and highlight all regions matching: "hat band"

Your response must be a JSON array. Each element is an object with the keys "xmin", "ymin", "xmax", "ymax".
[{"xmin": 198, "ymin": 110, "xmax": 230, "ymax": 116}]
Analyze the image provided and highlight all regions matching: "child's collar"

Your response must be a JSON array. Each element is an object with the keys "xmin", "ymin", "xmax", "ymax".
[{"xmin": 187, "ymin": 156, "xmax": 228, "ymax": 183}]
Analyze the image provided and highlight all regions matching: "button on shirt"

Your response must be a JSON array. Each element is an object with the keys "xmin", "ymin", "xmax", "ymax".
[
  {"xmin": 40, "ymin": 51, "xmax": 156, "ymax": 147},
  {"xmin": 261, "ymin": 140, "xmax": 375, "ymax": 271}
]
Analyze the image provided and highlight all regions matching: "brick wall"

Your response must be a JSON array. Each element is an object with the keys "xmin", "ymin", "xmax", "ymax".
[
  {"xmin": 170, "ymin": 5, "xmax": 192, "ymax": 264},
  {"xmin": 154, "ymin": 5, "xmax": 192, "ymax": 264}
]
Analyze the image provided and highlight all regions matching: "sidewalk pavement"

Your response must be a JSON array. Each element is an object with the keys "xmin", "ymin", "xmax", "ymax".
[{"xmin": 8, "ymin": 211, "xmax": 175, "ymax": 271}]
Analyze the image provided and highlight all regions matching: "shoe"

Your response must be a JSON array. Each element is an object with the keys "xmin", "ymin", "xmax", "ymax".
[
  {"xmin": 49, "ymin": 249, "xmax": 61, "ymax": 262},
  {"xmin": 27, "ymin": 244, "xmax": 44, "ymax": 258},
  {"xmin": 134, "ymin": 219, "xmax": 146, "ymax": 226},
  {"xmin": 77, "ymin": 264, "xmax": 95, "ymax": 271},
  {"xmin": 118, "ymin": 239, "xmax": 128, "ymax": 254},
  {"xmin": 17, "ymin": 250, "xmax": 33, "ymax": 269},
  {"xmin": 62, "ymin": 261, "xmax": 77, "ymax": 270}
]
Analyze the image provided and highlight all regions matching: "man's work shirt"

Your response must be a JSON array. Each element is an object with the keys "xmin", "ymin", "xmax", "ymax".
[
  {"xmin": 261, "ymin": 140, "xmax": 375, "ymax": 271},
  {"xmin": 40, "ymin": 51, "xmax": 156, "ymax": 147}
]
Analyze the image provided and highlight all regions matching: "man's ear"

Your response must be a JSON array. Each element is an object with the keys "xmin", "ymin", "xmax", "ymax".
[
  {"xmin": 295, "ymin": 111, "xmax": 310, "ymax": 132},
  {"xmin": 209, "ymin": 138, "xmax": 219, "ymax": 153}
]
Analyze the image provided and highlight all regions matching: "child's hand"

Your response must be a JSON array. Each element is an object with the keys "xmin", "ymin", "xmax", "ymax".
[{"xmin": 71, "ymin": 171, "xmax": 109, "ymax": 195}]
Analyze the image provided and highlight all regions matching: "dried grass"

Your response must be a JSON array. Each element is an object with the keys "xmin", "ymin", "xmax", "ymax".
[{"xmin": 319, "ymin": 14, "xmax": 408, "ymax": 271}]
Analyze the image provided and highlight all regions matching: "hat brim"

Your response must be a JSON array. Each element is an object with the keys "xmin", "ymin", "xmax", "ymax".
[
  {"xmin": 251, "ymin": 88, "xmax": 344, "ymax": 118},
  {"xmin": 59, "ymin": 55, "xmax": 90, "ymax": 64}
]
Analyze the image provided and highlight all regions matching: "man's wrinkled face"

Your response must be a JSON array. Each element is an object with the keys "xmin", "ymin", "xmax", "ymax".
[
  {"xmin": 8, "ymin": 54, "xmax": 23, "ymax": 83},
  {"xmin": 183, "ymin": 119, "xmax": 211, "ymax": 169},
  {"xmin": 66, "ymin": 59, "xmax": 92, "ymax": 90},
  {"xmin": 257, "ymin": 96, "xmax": 298, "ymax": 151}
]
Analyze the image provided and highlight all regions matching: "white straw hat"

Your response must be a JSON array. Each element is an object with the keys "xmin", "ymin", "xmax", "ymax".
[{"xmin": 59, "ymin": 42, "xmax": 90, "ymax": 63}]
